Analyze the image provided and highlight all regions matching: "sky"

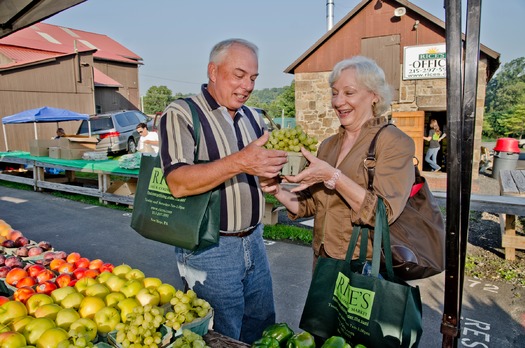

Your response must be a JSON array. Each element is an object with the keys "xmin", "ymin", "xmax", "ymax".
[{"xmin": 44, "ymin": 0, "xmax": 524, "ymax": 96}]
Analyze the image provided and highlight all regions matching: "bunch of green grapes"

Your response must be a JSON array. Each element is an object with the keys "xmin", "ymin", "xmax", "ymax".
[
  {"xmin": 57, "ymin": 331, "xmax": 94, "ymax": 348},
  {"xmin": 172, "ymin": 329, "xmax": 208, "ymax": 348},
  {"xmin": 265, "ymin": 125, "xmax": 318, "ymax": 153},
  {"xmin": 165, "ymin": 289, "xmax": 211, "ymax": 331},
  {"xmin": 114, "ymin": 305, "xmax": 166, "ymax": 348}
]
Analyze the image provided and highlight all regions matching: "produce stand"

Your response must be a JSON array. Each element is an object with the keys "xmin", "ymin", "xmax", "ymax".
[{"xmin": 0, "ymin": 151, "xmax": 139, "ymax": 205}]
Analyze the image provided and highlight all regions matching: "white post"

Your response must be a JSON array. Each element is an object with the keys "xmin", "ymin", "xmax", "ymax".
[
  {"xmin": 281, "ymin": 109, "xmax": 285, "ymax": 128},
  {"xmin": 34, "ymin": 122, "xmax": 38, "ymax": 140},
  {"xmin": 2, "ymin": 124, "xmax": 8, "ymax": 151}
]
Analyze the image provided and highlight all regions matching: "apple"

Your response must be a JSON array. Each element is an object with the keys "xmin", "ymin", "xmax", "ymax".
[
  {"xmin": 37, "ymin": 241, "xmax": 53, "ymax": 251},
  {"xmin": 142, "ymin": 277, "xmax": 163, "ymax": 289},
  {"xmin": 26, "ymin": 264, "xmax": 45, "ymax": 278},
  {"xmin": 57, "ymin": 262, "xmax": 75, "ymax": 274},
  {"xmin": 0, "ymin": 300, "xmax": 28, "ymax": 324},
  {"xmin": 13, "ymin": 286, "xmax": 36, "ymax": 303},
  {"xmin": 1, "ymin": 240, "xmax": 15, "ymax": 248},
  {"xmin": 34, "ymin": 303, "xmax": 62, "ymax": 320},
  {"xmin": 16, "ymin": 246, "xmax": 29, "ymax": 257},
  {"xmin": 35, "ymin": 269, "xmax": 55, "ymax": 284},
  {"xmin": 0, "ymin": 331, "xmax": 27, "ymax": 348},
  {"xmin": 35, "ymin": 280, "xmax": 57, "ymax": 295},
  {"xmin": 96, "ymin": 271, "xmax": 113, "ymax": 284},
  {"xmin": 36, "ymin": 327, "xmax": 69, "ymax": 348},
  {"xmin": 49, "ymin": 258, "xmax": 65, "ymax": 271},
  {"xmin": 55, "ymin": 308, "xmax": 80, "ymax": 330},
  {"xmin": 84, "ymin": 283, "xmax": 110, "ymax": 299},
  {"xmin": 69, "ymin": 318, "xmax": 97, "ymax": 342},
  {"xmin": 0, "ymin": 323, "xmax": 9, "ymax": 333},
  {"xmin": 104, "ymin": 275, "xmax": 127, "ymax": 292},
  {"xmin": 93, "ymin": 306, "xmax": 121, "ymax": 334},
  {"xmin": 16, "ymin": 276, "xmax": 36, "ymax": 288},
  {"xmin": 60, "ymin": 292, "xmax": 84, "ymax": 310},
  {"xmin": 120, "ymin": 279, "xmax": 144, "ymax": 298},
  {"xmin": 0, "ymin": 254, "xmax": 5, "ymax": 266},
  {"xmin": 5, "ymin": 268, "xmax": 29, "ymax": 286},
  {"xmin": 43, "ymin": 252, "xmax": 56, "ymax": 262},
  {"xmin": 135, "ymin": 287, "xmax": 160, "ymax": 307},
  {"xmin": 7, "ymin": 230, "xmax": 23, "ymax": 242},
  {"xmin": 27, "ymin": 246, "xmax": 44, "ymax": 257},
  {"xmin": 117, "ymin": 298, "xmax": 141, "ymax": 323},
  {"xmin": 53, "ymin": 251, "xmax": 67, "ymax": 260},
  {"xmin": 88, "ymin": 259, "xmax": 103, "ymax": 270},
  {"xmin": 0, "ymin": 296, "xmax": 9, "ymax": 306},
  {"xmin": 25, "ymin": 293, "xmax": 54, "ymax": 316},
  {"xmin": 124, "ymin": 268, "xmax": 145, "ymax": 281},
  {"xmin": 78, "ymin": 296, "xmax": 106, "ymax": 319},
  {"xmin": 22, "ymin": 317, "xmax": 56, "ymax": 345},
  {"xmin": 50, "ymin": 286, "xmax": 77, "ymax": 303},
  {"xmin": 111, "ymin": 264, "xmax": 132, "ymax": 277},
  {"xmin": 82, "ymin": 269, "xmax": 100, "ymax": 279},
  {"xmin": 74, "ymin": 258, "xmax": 90, "ymax": 269},
  {"xmin": 72, "ymin": 267, "xmax": 88, "ymax": 280},
  {"xmin": 4, "ymin": 256, "xmax": 23, "ymax": 268},
  {"xmin": 74, "ymin": 277, "xmax": 97, "ymax": 294},
  {"xmin": 104, "ymin": 292, "xmax": 125, "ymax": 308},
  {"xmin": 55, "ymin": 273, "xmax": 73, "ymax": 288},
  {"xmin": 14, "ymin": 236, "xmax": 30, "ymax": 247},
  {"xmin": 157, "ymin": 283, "xmax": 177, "ymax": 305},
  {"xmin": 9, "ymin": 315, "xmax": 33, "ymax": 332},
  {"xmin": 0, "ymin": 266, "xmax": 11, "ymax": 278},
  {"xmin": 66, "ymin": 252, "xmax": 81, "ymax": 264},
  {"xmin": 99, "ymin": 263, "xmax": 114, "ymax": 273}
]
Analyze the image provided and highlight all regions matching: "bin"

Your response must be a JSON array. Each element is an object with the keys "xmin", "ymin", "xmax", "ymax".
[{"xmin": 492, "ymin": 138, "xmax": 520, "ymax": 181}]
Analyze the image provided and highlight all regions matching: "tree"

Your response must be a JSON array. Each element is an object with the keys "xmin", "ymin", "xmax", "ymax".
[{"xmin": 143, "ymin": 86, "xmax": 175, "ymax": 115}]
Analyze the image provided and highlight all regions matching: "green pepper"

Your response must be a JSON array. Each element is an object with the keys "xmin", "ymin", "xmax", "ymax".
[
  {"xmin": 252, "ymin": 336, "xmax": 281, "ymax": 348},
  {"xmin": 285, "ymin": 331, "xmax": 316, "ymax": 348},
  {"xmin": 321, "ymin": 336, "xmax": 352, "ymax": 348},
  {"xmin": 262, "ymin": 323, "xmax": 294, "ymax": 347}
]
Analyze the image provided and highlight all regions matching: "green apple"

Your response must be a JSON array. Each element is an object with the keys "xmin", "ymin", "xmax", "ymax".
[
  {"xmin": 120, "ymin": 279, "xmax": 144, "ymax": 298},
  {"xmin": 9, "ymin": 315, "xmax": 33, "ymax": 333},
  {"xmin": 142, "ymin": 277, "xmax": 162, "ymax": 289},
  {"xmin": 0, "ymin": 300, "xmax": 29, "ymax": 324},
  {"xmin": 25, "ymin": 294, "xmax": 54, "ymax": 316},
  {"xmin": 60, "ymin": 292, "xmax": 84, "ymax": 310},
  {"xmin": 33, "ymin": 303, "xmax": 62, "ymax": 320},
  {"xmin": 36, "ymin": 327, "xmax": 69, "ymax": 348},
  {"xmin": 157, "ymin": 283, "xmax": 177, "ymax": 305},
  {"xmin": 78, "ymin": 296, "xmax": 106, "ymax": 319},
  {"xmin": 104, "ymin": 292, "xmax": 126, "ymax": 307},
  {"xmin": 124, "ymin": 268, "xmax": 145, "ymax": 280},
  {"xmin": 74, "ymin": 277, "xmax": 97, "ymax": 295},
  {"xmin": 117, "ymin": 298, "xmax": 141, "ymax": 323},
  {"xmin": 112, "ymin": 264, "xmax": 132, "ymax": 278},
  {"xmin": 84, "ymin": 283, "xmax": 110, "ymax": 298},
  {"xmin": 23, "ymin": 317, "xmax": 56, "ymax": 345},
  {"xmin": 55, "ymin": 308, "xmax": 80, "ymax": 330},
  {"xmin": 135, "ymin": 287, "xmax": 160, "ymax": 307},
  {"xmin": 0, "ymin": 331, "xmax": 27, "ymax": 348},
  {"xmin": 50, "ymin": 286, "xmax": 77, "ymax": 303},
  {"xmin": 104, "ymin": 275, "xmax": 127, "ymax": 292},
  {"xmin": 70, "ymin": 318, "xmax": 97, "ymax": 342},
  {"xmin": 93, "ymin": 306, "xmax": 121, "ymax": 334},
  {"xmin": 96, "ymin": 271, "xmax": 113, "ymax": 284}
]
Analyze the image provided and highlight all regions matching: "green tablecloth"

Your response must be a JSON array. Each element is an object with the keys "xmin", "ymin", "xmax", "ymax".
[{"xmin": 0, "ymin": 151, "xmax": 140, "ymax": 176}]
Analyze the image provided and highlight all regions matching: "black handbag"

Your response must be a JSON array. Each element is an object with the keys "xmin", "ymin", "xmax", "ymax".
[
  {"xmin": 366, "ymin": 124, "xmax": 446, "ymax": 280},
  {"xmin": 130, "ymin": 101, "xmax": 220, "ymax": 251}
]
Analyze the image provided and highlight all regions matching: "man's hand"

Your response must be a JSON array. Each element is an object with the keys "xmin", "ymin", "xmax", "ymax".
[{"xmin": 237, "ymin": 131, "xmax": 288, "ymax": 178}]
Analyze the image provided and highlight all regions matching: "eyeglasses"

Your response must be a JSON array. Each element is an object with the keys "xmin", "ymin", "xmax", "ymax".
[{"xmin": 137, "ymin": 130, "xmax": 144, "ymax": 134}]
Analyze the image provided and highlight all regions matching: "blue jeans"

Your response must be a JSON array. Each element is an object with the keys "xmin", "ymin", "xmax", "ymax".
[
  {"xmin": 174, "ymin": 224, "xmax": 275, "ymax": 344},
  {"xmin": 425, "ymin": 147, "xmax": 441, "ymax": 170}
]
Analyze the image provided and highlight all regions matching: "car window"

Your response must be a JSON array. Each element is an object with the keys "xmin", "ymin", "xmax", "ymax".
[{"xmin": 78, "ymin": 117, "xmax": 113, "ymax": 133}]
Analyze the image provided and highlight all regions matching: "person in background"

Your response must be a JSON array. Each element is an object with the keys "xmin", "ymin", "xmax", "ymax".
[
  {"xmin": 423, "ymin": 118, "xmax": 446, "ymax": 172},
  {"xmin": 136, "ymin": 122, "xmax": 159, "ymax": 155},
  {"xmin": 158, "ymin": 38, "xmax": 287, "ymax": 343},
  {"xmin": 54, "ymin": 128, "xmax": 66, "ymax": 139},
  {"xmin": 259, "ymin": 56, "xmax": 415, "ymax": 269}
]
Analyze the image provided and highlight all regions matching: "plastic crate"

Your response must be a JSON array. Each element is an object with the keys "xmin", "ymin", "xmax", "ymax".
[{"xmin": 173, "ymin": 308, "xmax": 213, "ymax": 338}]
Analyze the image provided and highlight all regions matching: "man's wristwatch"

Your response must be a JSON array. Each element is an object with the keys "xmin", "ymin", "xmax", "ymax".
[{"xmin": 324, "ymin": 169, "xmax": 341, "ymax": 190}]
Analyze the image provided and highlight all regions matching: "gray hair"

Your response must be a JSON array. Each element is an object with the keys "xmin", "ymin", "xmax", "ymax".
[
  {"xmin": 328, "ymin": 56, "xmax": 392, "ymax": 117},
  {"xmin": 209, "ymin": 38, "xmax": 259, "ymax": 65}
]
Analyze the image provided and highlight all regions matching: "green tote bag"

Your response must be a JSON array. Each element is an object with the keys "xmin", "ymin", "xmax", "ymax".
[
  {"xmin": 130, "ymin": 101, "xmax": 220, "ymax": 251},
  {"xmin": 299, "ymin": 198, "xmax": 423, "ymax": 348}
]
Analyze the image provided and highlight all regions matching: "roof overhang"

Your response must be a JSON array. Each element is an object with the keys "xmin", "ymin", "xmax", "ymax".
[{"xmin": 0, "ymin": 0, "xmax": 86, "ymax": 39}]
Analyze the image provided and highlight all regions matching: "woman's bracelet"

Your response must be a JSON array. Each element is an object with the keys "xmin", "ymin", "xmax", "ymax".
[{"xmin": 324, "ymin": 169, "xmax": 341, "ymax": 190}]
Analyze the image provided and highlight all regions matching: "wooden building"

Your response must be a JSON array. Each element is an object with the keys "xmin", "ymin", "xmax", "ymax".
[
  {"xmin": 0, "ymin": 22, "xmax": 142, "ymax": 152},
  {"xmin": 285, "ymin": 0, "xmax": 500, "ymax": 175}
]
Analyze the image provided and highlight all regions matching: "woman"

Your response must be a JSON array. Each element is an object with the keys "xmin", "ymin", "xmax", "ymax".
[
  {"xmin": 423, "ymin": 119, "xmax": 446, "ymax": 172},
  {"xmin": 260, "ymin": 56, "xmax": 415, "ymax": 266}
]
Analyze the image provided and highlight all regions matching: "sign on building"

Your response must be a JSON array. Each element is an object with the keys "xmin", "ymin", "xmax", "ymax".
[{"xmin": 403, "ymin": 43, "xmax": 446, "ymax": 80}]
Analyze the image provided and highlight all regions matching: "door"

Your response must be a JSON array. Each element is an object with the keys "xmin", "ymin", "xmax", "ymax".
[{"xmin": 391, "ymin": 111, "xmax": 425, "ymax": 170}]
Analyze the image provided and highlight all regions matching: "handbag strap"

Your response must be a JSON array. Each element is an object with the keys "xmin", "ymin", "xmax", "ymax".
[{"xmin": 366, "ymin": 123, "xmax": 391, "ymax": 191}]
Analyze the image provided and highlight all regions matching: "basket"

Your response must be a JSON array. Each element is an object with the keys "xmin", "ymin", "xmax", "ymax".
[
  {"xmin": 107, "ymin": 325, "xmax": 173, "ymax": 348},
  {"xmin": 173, "ymin": 308, "xmax": 214, "ymax": 338},
  {"xmin": 281, "ymin": 152, "xmax": 307, "ymax": 176}
]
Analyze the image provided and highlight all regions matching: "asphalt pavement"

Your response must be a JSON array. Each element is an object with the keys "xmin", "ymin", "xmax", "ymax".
[{"xmin": 1, "ymin": 185, "xmax": 524, "ymax": 347}]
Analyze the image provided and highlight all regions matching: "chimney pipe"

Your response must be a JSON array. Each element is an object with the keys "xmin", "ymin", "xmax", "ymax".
[{"xmin": 326, "ymin": 0, "xmax": 334, "ymax": 31}]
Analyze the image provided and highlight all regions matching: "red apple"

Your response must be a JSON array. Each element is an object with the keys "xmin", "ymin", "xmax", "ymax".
[
  {"xmin": 16, "ymin": 276, "xmax": 36, "ymax": 289},
  {"xmin": 35, "ymin": 269, "xmax": 55, "ymax": 284},
  {"xmin": 99, "ymin": 263, "xmax": 114, "ymax": 273},
  {"xmin": 73, "ymin": 267, "xmax": 88, "ymax": 280},
  {"xmin": 74, "ymin": 257, "xmax": 90, "ymax": 269},
  {"xmin": 49, "ymin": 258, "xmax": 65, "ymax": 271},
  {"xmin": 82, "ymin": 269, "xmax": 100, "ymax": 279},
  {"xmin": 57, "ymin": 262, "xmax": 75, "ymax": 274},
  {"xmin": 35, "ymin": 280, "xmax": 57, "ymax": 295},
  {"xmin": 16, "ymin": 246, "xmax": 29, "ymax": 257},
  {"xmin": 4, "ymin": 256, "xmax": 23, "ymax": 268},
  {"xmin": 14, "ymin": 236, "xmax": 29, "ymax": 247},
  {"xmin": 1, "ymin": 240, "xmax": 15, "ymax": 248},
  {"xmin": 0, "ymin": 266, "xmax": 11, "ymax": 278},
  {"xmin": 53, "ymin": 251, "xmax": 67, "ymax": 260},
  {"xmin": 5, "ymin": 268, "xmax": 28, "ymax": 286},
  {"xmin": 43, "ymin": 252, "xmax": 56, "ymax": 262},
  {"xmin": 0, "ymin": 254, "xmax": 6, "ymax": 266},
  {"xmin": 55, "ymin": 273, "xmax": 73, "ymax": 288},
  {"xmin": 66, "ymin": 252, "xmax": 81, "ymax": 264},
  {"xmin": 88, "ymin": 259, "xmax": 103, "ymax": 270},
  {"xmin": 27, "ymin": 247, "xmax": 43, "ymax": 257},
  {"xmin": 13, "ymin": 286, "xmax": 36, "ymax": 303},
  {"xmin": 37, "ymin": 241, "xmax": 52, "ymax": 251},
  {"xmin": 26, "ymin": 264, "xmax": 46, "ymax": 278}
]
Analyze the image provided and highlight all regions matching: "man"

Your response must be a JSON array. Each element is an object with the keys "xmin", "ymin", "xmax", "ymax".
[
  {"xmin": 158, "ymin": 38, "xmax": 287, "ymax": 343},
  {"xmin": 136, "ymin": 122, "xmax": 159, "ymax": 155}
]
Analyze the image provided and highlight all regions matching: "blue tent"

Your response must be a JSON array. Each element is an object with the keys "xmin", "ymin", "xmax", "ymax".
[{"xmin": 2, "ymin": 106, "xmax": 90, "ymax": 151}]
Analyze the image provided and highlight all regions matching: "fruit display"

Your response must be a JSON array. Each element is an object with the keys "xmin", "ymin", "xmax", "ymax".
[{"xmin": 0, "ymin": 218, "xmax": 213, "ymax": 347}]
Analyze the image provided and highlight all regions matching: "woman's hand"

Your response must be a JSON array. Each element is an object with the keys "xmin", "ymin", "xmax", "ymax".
[{"xmin": 283, "ymin": 147, "xmax": 336, "ymax": 192}]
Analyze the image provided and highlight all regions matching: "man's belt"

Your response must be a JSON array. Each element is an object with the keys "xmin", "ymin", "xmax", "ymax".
[{"xmin": 219, "ymin": 225, "xmax": 258, "ymax": 238}]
